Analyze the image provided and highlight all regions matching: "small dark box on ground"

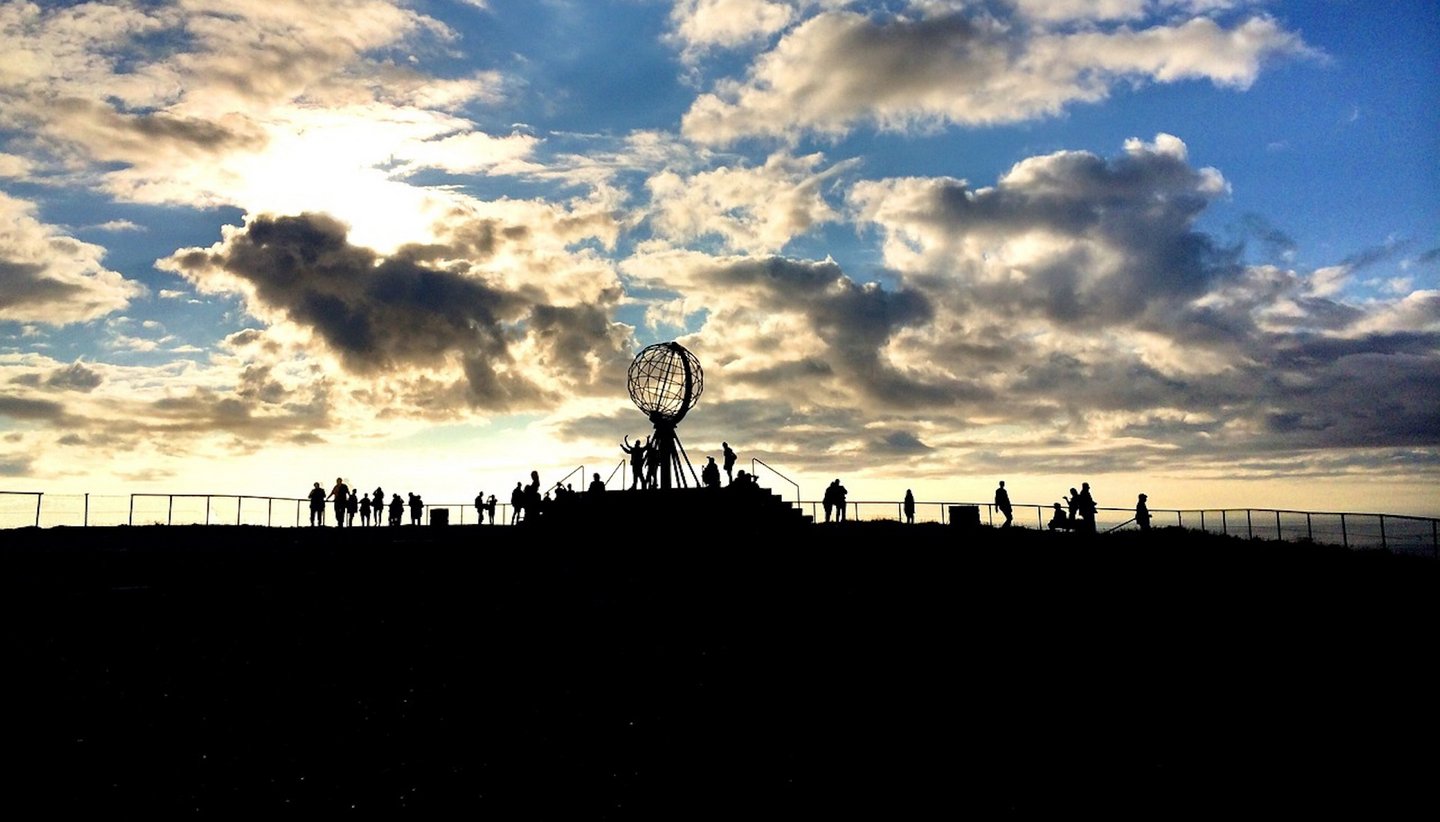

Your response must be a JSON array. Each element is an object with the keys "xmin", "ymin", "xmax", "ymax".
[
  {"xmin": 950, "ymin": 505, "xmax": 980, "ymax": 529},
  {"xmin": 430, "ymin": 508, "xmax": 449, "ymax": 526}
]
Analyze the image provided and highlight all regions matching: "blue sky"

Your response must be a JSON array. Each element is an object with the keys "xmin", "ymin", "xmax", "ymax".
[{"xmin": 1, "ymin": 0, "xmax": 1437, "ymax": 515}]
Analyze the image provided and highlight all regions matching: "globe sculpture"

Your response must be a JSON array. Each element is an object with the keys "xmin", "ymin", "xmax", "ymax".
[{"xmin": 626, "ymin": 341, "xmax": 703, "ymax": 489}]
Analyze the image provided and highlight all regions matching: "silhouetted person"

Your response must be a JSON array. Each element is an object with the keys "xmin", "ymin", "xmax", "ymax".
[
  {"xmin": 522, "ymin": 471, "xmax": 541, "ymax": 523},
  {"xmin": 372, "ymin": 487, "xmax": 384, "ymax": 525},
  {"xmin": 510, "ymin": 482, "xmax": 523, "ymax": 524},
  {"xmin": 347, "ymin": 488, "xmax": 358, "ymax": 526},
  {"xmin": 359, "ymin": 491, "xmax": 372, "ymax": 526},
  {"xmin": 388, "ymin": 494, "xmax": 403, "ymax": 527},
  {"xmin": 822, "ymin": 480, "xmax": 837, "ymax": 522},
  {"xmin": 702, "ymin": 456, "xmax": 721, "ymax": 489},
  {"xmin": 1076, "ymin": 483, "xmax": 1097, "ymax": 534},
  {"xmin": 1065, "ymin": 487, "xmax": 1080, "ymax": 527},
  {"xmin": 903, "ymin": 489, "xmax": 915, "ymax": 524},
  {"xmin": 308, "ymin": 482, "xmax": 325, "ymax": 526},
  {"xmin": 732, "ymin": 469, "xmax": 755, "ymax": 490},
  {"xmin": 722, "ymin": 442, "xmax": 737, "ymax": 485},
  {"xmin": 485, "ymin": 494, "xmax": 497, "ymax": 523},
  {"xmin": 328, "ymin": 477, "xmax": 349, "ymax": 528},
  {"xmin": 475, "ymin": 491, "xmax": 485, "ymax": 524},
  {"xmin": 409, "ymin": 493, "xmax": 423, "ymax": 525},
  {"xmin": 645, "ymin": 438, "xmax": 660, "ymax": 489},
  {"xmin": 995, "ymin": 480, "xmax": 1013, "ymax": 528},
  {"xmin": 588, "ymin": 472, "xmax": 605, "ymax": 495},
  {"xmin": 620, "ymin": 435, "xmax": 647, "ymax": 490},
  {"xmin": 1136, "ymin": 494, "xmax": 1152, "ymax": 532},
  {"xmin": 1047, "ymin": 503, "xmax": 1069, "ymax": 531}
]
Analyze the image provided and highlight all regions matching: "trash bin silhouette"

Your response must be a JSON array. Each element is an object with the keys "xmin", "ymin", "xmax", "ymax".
[
  {"xmin": 430, "ymin": 508, "xmax": 449, "ymax": 527},
  {"xmin": 949, "ymin": 505, "xmax": 980, "ymax": 531}
]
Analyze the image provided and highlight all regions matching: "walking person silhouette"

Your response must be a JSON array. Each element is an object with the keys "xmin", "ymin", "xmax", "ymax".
[{"xmin": 995, "ymin": 481, "xmax": 1013, "ymax": 528}]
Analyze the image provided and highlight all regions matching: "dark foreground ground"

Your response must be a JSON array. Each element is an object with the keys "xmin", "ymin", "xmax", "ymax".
[{"xmin": 2, "ymin": 522, "xmax": 1437, "ymax": 816}]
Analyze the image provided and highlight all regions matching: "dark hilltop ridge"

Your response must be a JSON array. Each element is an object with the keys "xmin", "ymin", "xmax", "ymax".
[{"xmin": 3, "ymin": 521, "xmax": 1437, "ymax": 816}]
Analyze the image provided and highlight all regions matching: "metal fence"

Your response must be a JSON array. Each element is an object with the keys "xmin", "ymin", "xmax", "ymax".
[{"xmin": 2, "ymin": 490, "xmax": 1436, "ymax": 557}]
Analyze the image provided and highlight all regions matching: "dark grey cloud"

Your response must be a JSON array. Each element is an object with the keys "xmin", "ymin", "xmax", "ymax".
[
  {"xmin": 0, "ymin": 396, "xmax": 66, "ymax": 421},
  {"xmin": 0, "ymin": 261, "xmax": 87, "ymax": 309},
  {"xmin": 0, "ymin": 455, "xmax": 35, "ymax": 476},
  {"xmin": 698, "ymin": 256, "xmax": 993, "ymax": 408},
  {"xmin": 166, "ymin": 213, "xmax": 632, "ymax": 411},
  {"xmin": 44, "ymin": 361, "xmax": 103, "ymax": 392}
]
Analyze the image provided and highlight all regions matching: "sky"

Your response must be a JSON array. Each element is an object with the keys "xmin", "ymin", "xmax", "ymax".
[{"xmin": 1, "ymin": 0, "xmax": 1437, "ymax": 517}]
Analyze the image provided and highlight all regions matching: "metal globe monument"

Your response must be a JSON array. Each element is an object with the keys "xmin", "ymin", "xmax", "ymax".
[{"xmin": 627, "ymin": 341, "xmax": 703, "ymax": 489}]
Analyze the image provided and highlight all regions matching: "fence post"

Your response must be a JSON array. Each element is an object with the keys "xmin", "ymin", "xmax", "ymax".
[
  {"xmin": 34, "ymin": 493, "xmax": 42, "ymax": 528},
  {"xmin": 84, "ymin": 493, "xmax": 89, "ymax": 527},
  {"xmin": 205, "ymin": 495, "xmax": 211, "ymax": 526},
  {"xmin": 1340, "ymin": 514, "xmax": 1348, "ymax": 548},
  {"xmin": 237, "ymin": 497, "xmax": 242, "ymax": 526},
  {"xmin": 168, "ymin": 495, "xmax": 174, "ymax": 526},
  {"xmin": 1307, "ymin": 513, "xmax": 1312, "ymax": 542},
  {"xmin": 1221, "ymin": 510, "xmax": 1227, "ymax": 535},
  {"xmin": 1037, "ymin": 507, "xmax": 1043, "ymax": 529},
  {"xmin": 1200, "ymin": 510, "xmax": 1206, "ymax": 532},
  {"xmin": 1276, "ymin": 510, "xmax": 1282, "ymax": 541},
  {"xmin": 1379, "ymin": 515, "xmax": 1386, "ymax": 551},
  {"xmin": 268, "ymin": 498, "xmax": 273, "ymax": 528},
  {"xmin": 1177, "ymin": 511, "xmax": 1183, "ymax": 528},
  {"xmin": 129, "ymin": 494, "xmax": 134, "ymax": 526},
  {"xmin": 295, "ymin": 500, "xmax": 301, "ymax": 527},
  {"xmin": 1246, "ymin": 510, "xmax": 1253, "ymax": 540}
]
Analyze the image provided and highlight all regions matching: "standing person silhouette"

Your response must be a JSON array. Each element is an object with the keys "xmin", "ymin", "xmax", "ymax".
[
  {"xmin": 1135, "ymin": 493, "xmax": 1152, "ymax": 532},
  {"xmin": 474, "ymin": 491, "xmax": 485, "ymax": 525},
  {"xmin": 722, "ymin": 442, "xmax": 737, "ymax": 485},
  {"xmin": 388, "ymin": 494, "xmax": 403, "ymax": 527},
  {"xmin": 359, "ymin": 491, "xmax": 371, "ymax": 527},
  {"xmin": 522, "ymin": 471, "xmax": 541, "ymax": 523},
  {"xmin": 327, "ymin": 477, "xmax": 349, "ymax": 528},
  {"xmin": 372, "ymin": 487, "xmax": 384, "ymax": 525},
  {"xmin": 835, "ymin": 480, "xmax": 849, "ymax": 522},
  {"xmin": 308, "ymin": 482, "xmax": 325, "ymax": 526},
  {"xmin": 903, "ymin": 489, "xmax": 915, "ymax": 525},
  {"xmin": 587, "ymin": 472, "xmax": 606, "ymax": 495},
  {"xmin": 822, "ymin": 480, "xmax": 836, "ymax": 523},
  {"xmin": 1077, "ymin": 483, "xmax": 1097, "ymax": 534},
  {"xmin": 621, "ymin": 436, "xmax": 646, "ymax": 490},
  {"xmin": 644, "ymin": 438, "xmax": 660, "ymax": 489},
  {"xmin": 346, "ymin": 488, "xmax": 358, "ymax": 527},
  {"xmin": 510, "ymin": 482, "xmax": 524, "ymax": 524},
  {"xmin": 1065, "ymin": 487, "xmax": 1080, "ymax": 528},
  {"xmin": 409, "ymin": 493, "xmax": 423, "ymax": 525},
  {"xmin": 995, "ymin": 481, "xmax": 1013, "ymax": 529}
]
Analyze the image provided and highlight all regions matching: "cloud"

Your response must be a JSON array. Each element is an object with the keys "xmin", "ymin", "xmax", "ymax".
[
  {"xmin": 0, "ymin": 192, "xmax": 145, "ymax": 324},
  {"xmin": 87, "ymin": 219, "xmax": 146, "ymax": 233},
  {"xmin": 682, "ymin": 8, "xmax": 1314, "ymax": 143},
  {"xmin": 667, "ymin": 0, "xmax": 798, "ymax": 58},
  {"xmin": 645, "ymin": 151, "xmax": 858, "ymax": 253},
  {"xmin": 0, "ymin": 0, "xmax": 508, "ymax": 250},
  {"xmin": 46, "ymin": 361, "xmax": 104, "ymax": 392},
  {"xmin": 162, "ymin": 210, "xmax": 635, "ymax": 410}
]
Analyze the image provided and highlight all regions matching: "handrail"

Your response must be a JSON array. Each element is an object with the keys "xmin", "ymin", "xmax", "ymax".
[
  {"xmin": 549, "ymin": 465, "xmax": 585, "ymax": 496},
  {"xmin": 749, "ymin": 458, "xmax": 800, "ymax": 503},
  {"xmin": 605, "ymin": 459, "xmax": 625, "ymax": 489},
  {"xmin": 5, "ymin": 491, "xmax": 1437, "ymax": 556}
]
